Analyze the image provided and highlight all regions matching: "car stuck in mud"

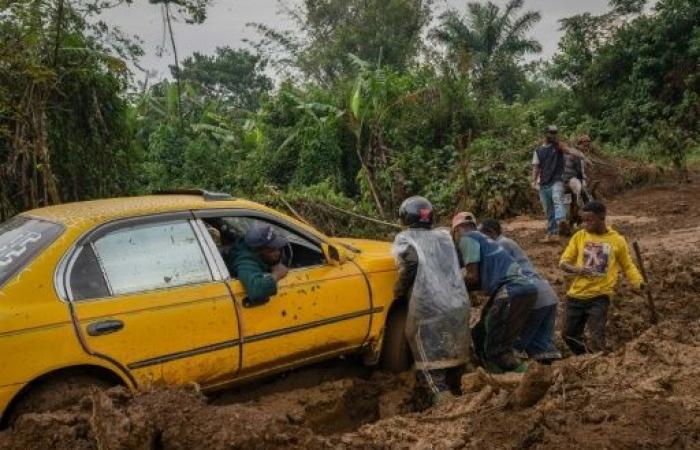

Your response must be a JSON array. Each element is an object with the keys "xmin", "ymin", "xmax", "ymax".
[{"xmin": 0, "ymin": 190, "xmax": 410, "ymax": 425}]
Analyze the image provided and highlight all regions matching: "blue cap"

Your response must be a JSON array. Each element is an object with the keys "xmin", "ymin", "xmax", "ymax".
[{"xmin": 244, "ymin": 224, "xmax": 289, "ymax": 249}]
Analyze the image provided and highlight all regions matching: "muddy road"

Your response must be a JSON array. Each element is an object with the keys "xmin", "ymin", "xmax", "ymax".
[{"xmin": 1, "ymin": 179, "xmax": 699, "ymax": 449}]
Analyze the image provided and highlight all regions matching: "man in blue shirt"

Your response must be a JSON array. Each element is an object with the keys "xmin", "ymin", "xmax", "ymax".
[
  {"xmin": 451, "ymin": 212, "xmax": 537, "ymax": 372},
  {"xmin": 480, "ymin": 218, "xmax": 562, "ymax": 362}
]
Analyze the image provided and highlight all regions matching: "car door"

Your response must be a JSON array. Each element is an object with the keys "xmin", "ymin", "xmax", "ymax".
[
  {"xmin": 63, "ymin": 214, "xmax": 241, "ymax": 387},
  {"xmin": 195, "ymin": 211, "xmax": 374, "ymax": 378}
]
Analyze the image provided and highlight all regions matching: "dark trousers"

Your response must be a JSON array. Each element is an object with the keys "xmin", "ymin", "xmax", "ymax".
[
  {"xmin": 563, "ymin": 296, "xmax": 610, "ymax": 354},
  {"xmin": 484, "ymin": 287, "xmax": 537, "ymax": 362}
]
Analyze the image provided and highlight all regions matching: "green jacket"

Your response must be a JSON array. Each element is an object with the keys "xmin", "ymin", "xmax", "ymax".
[{"xmin": 229, "ymin": 241, "xmax": 278, "ymax": 305}]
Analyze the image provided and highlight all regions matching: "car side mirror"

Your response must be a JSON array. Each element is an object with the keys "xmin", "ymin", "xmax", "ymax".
[{"xmin": 322, "ymin": 243, "xmax": 347, "ymax": 266}]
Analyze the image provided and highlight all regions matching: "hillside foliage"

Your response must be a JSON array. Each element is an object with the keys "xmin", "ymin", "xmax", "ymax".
[{"xmin": 1, "ymin": 0, "xmax": 698, "ymax": 231}]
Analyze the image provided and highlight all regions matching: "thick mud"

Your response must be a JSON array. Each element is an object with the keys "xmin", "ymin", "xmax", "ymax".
[{"xmin": 1, "ymin": 177, "xmax": 699, "ymax": 449}]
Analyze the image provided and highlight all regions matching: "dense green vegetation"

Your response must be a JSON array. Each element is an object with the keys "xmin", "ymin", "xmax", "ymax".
[{"xmin": 1, "ymin": 0, "xmax": 698, "ymax": 230}]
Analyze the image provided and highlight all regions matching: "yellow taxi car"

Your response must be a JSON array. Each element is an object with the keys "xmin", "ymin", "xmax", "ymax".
[{"xmin": 0, "ymin": 190, "xmax": 409, "ymax": 424}]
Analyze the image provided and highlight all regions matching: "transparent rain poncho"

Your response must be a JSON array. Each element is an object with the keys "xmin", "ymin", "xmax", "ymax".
[{"xmin": 392, "ymin": 227, "xmax": 471, "ymax": 370}]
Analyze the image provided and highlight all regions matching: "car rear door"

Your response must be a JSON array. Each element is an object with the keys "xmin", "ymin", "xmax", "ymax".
[
  {"xmin": 61, "ymin": 213, "xmax": 241, "ymax": 387},
  {"xmin": 195, "ymin": 211, "xmax": 375, "ymax": 378}
]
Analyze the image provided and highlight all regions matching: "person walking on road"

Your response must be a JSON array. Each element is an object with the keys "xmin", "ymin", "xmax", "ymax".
[
  {"xmin": 479, "ymin": 218, "xmax": 561, "ymax": 363},
  {"xmin": 559, "ymin": 201, "xmax": 644, "ymax": 354},
  {"xmin": 532, "ymin": 125, "xmax": 585, "ymax": 237},
  {"xmin": 392, "ymin": 196, "xmax": 471, "ymax": 406}
]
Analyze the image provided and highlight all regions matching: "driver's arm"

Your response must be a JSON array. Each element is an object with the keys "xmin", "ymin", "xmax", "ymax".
[{"xmin": 233, "ymin": 253, "xmax": 278, "ymax": 305}]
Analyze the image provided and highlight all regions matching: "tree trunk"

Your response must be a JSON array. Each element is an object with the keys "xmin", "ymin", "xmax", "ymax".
[
  {"xmin": 8, "ymin": 84, "xmax": 62, "ymax": 210},
  {"xmin": 354, "ymin": 130, "xmax": 386, "ymax": 218},
  {"xmin": 36, "ymin": 99, "xmax": 61, "ymax": 205},
  {"xmin": 52, "ymin": 0, "xmax": 65, "ymax": 67},
  {"xmin": 165, "ymin": 3, "xmax": 183, "ymax": 125}
]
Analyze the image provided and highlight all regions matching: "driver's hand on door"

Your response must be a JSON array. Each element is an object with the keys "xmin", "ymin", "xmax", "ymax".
[{"xmin": 271, "ymin": 263, "xmax": 289, "ymax": 281}]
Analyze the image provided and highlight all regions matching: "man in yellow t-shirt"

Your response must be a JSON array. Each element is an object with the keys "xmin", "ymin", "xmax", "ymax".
[{"xmin": 559, "ymin": 201, "xmax": 644, "ymax": 354}]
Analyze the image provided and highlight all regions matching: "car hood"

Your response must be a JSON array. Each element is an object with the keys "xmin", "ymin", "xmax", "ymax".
[
  {"xmin": 332, "ymin": 237, "xmax": 391, "ymax": 255},
  {"xmin": 332, "ymin": 238, "xmax": 397, "ymax": 272}
]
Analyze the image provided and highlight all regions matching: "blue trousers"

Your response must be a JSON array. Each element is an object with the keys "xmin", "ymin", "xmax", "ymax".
[
  {"xmin": 513, "ymin": 304, "xmax": 559, "ymax": 357},
  {"xmin": 539, "ymin": 181, "xmax": 567, "ymax": 235}
]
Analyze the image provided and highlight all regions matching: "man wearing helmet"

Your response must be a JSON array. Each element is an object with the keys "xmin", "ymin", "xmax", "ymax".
[{"xmin": 392, "ymin": 196, "xmax": 471, "ymax": 406}]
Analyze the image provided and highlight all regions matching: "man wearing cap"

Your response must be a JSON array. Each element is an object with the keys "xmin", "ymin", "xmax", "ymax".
[
  {"xmin": 479, "ymin": 218, "xmax": 561, "ymax": 362},
  {"xmin": 452, "ymin": 212, "xmax": 537, "ymax": 372},
  {"xmin": 531, "ymin": 126, "xmax": 584, "ymax": 237},
  {"xmin": 230, "ymin": 224, "xmax": 290, "ymax": 306}
]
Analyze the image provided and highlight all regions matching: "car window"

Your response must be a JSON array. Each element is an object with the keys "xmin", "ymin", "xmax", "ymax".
[
  {"xmin": 69, "ymin": 244, "xmax": 110, "ymax": 300},
  {"xmin": 203, "ymin": 216, "xmax": 325, "ymax": 271},
  {"xmin": 92, "ymin": 220, "xmax": 212, "ymax": 295},
  {"xmin": 0, "ymin": 216, "xmax": 63, "ymax": 288}
]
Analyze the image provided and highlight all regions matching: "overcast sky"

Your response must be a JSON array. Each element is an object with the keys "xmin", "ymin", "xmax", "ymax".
[{"xmin": 101, "ymin": 0, "xmax": 613, "ymax": 79}]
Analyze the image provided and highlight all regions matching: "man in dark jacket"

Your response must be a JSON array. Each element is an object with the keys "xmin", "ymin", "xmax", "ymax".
[
  {"xmin": 230, "ymin": 224, "xmax": 289, "ymax": 306},
  {"xmin": 532, "ymin": 125, "xmax": 585, "ymax": 237}
]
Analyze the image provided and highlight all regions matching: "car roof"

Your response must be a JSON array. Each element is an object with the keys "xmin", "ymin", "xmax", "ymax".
[{"xmin": 22, "ymin": 194, "xmax": 266, "ymax": 229}]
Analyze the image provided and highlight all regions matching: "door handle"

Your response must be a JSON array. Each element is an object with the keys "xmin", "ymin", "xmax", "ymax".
[{"xmin": 86, "ymin": 319, "xmax": 124, "ymax": 336}]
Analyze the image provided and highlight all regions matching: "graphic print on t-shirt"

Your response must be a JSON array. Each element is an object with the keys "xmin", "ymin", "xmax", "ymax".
[{"xmin": 583, "ymin": 241, "xmax": 611, "ymax": 275}]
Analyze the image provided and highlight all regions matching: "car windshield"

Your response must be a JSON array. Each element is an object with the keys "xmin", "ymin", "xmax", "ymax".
[{"xmin": 0, "ymin": 216, "xmax": 64, "ymax": 288}]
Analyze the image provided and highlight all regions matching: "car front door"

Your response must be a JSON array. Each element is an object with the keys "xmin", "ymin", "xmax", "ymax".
[
  {"xmin": 62, "ymin": 214, "xmax": 241, "ymax": 387},
  {"xmin": 195, "ymin": 211, "xmax": 374, "ymax": 379}
]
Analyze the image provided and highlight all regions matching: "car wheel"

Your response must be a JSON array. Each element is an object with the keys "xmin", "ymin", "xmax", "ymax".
[
  {"xmin": 9, "ymin": 374, "xmax": 113, "ymax": 424},
  {"xmin": 381, "ymin": 304, "xmax": 412, "ymax": 373}
]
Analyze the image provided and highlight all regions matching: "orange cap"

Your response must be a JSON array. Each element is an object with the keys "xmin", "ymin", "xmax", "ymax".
[{"xmin": 452, "ymin": 211, "xmax": 476, "ymax": 230}]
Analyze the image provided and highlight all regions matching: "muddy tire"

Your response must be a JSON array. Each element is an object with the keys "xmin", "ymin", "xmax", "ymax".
[
  {"xmin": 8, "ymin": 374, "xmax": 113, "ymax": 424},
  {"xmin": 381, "ymin": 304, "xmax": 412, "ymax": 373}
]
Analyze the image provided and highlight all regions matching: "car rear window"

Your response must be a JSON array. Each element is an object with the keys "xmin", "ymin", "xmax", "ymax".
[{"xmin": 0, "ymin": 216, "xmax": 64, "ymax": 288}]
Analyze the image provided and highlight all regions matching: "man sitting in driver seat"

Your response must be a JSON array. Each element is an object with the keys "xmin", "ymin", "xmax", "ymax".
[{"xmin": 230, "ymin": 224, "xmax": 290, "ymax": 307}]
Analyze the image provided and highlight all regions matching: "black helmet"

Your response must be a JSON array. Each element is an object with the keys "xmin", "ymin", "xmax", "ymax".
[{"xmin": 399, "ymin": 196, "xmax": 434, "ymax": 228}]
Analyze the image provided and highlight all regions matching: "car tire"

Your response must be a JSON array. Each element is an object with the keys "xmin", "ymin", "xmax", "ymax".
[
  {"xmin": 381, "ymin": 304, "xmax": 412, "ymax": 373},
  {"xmin": 8, "ymin": 374, "xmax": 113, "ymax": 425}
]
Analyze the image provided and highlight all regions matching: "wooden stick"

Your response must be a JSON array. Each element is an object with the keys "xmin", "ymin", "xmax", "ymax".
[
  {"xmin": 265, "ymin": 185, "xmax": 313, "ymax": 226},
  {"xmin": 317, "ymin": 200, "xmax": 402, "ymax": 229},
  {"xmin": 632, "ymin": 241, "xmax": 659, "ymax": 325}
]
